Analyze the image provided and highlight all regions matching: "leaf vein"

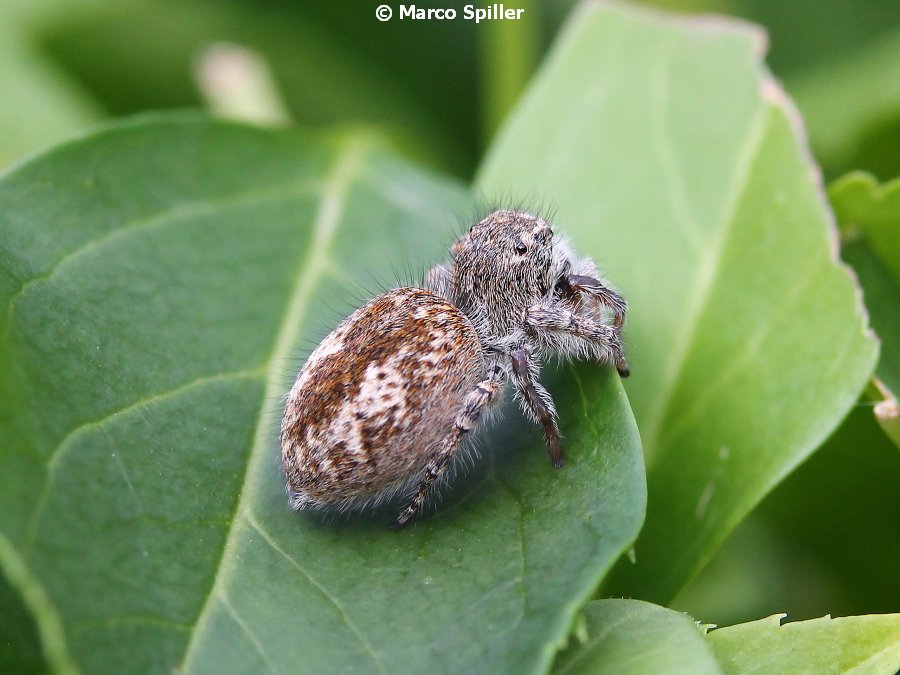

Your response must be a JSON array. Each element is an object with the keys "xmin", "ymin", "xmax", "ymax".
[
  {"xmin": 3, "ymin": 181, "xmax": 319, "ymax": 334},
  {"xmin": 20, "ymin": 368, "xmax": 265, "ymax": 555},
  {"xmin": 220, "ymin": 590, "xmax": 277, "ymax": 674},
  {"xmin": 657, "ymin": 256, "xmax": 826, "ymax": 447},
  {"xmin": 651, "ymin": 38, "xmax": 704, "ymax": 254},
  {"xmin": 69, "ymin": 614, "xmax": 192, "ymax": 635},
  {"xmin": 246, "ymin": 515, "xmax": 388, "ymax": 675}
]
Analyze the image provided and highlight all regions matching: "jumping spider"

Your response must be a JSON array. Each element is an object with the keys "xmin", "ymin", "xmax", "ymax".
[{"xmin": 280, "ymin": 210, "xmax": 629, "ymax": 528}]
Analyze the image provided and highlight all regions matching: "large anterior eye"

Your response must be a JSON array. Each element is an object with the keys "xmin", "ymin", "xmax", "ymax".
[{"xmin": 514, "ymin": 240, "xmax": 528, "ymax": 255}]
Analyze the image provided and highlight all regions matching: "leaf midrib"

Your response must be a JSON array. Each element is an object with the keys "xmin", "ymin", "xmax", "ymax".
[
  {"xmin": 178, "ymin": 135, "xmax": 385, "ymax": 674},
  {"xmin": 639, "ymin": 100, "xmax": 769, "ymax": 456}
]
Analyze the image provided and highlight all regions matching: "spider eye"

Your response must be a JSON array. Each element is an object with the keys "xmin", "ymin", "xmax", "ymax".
[{"xmin": 514, "ymin": 241, "xmax": 528, "ymax": 255}]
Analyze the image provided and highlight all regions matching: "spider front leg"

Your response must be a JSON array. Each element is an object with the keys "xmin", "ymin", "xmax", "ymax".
[
  {"xmin": 393, "ymin": 366, "xmax": 504, "ymax": 529},
  {"xmin": 510, "ymin": 347, "xmax": 564, "ymax": 468},
  {"xmin": 525, "ymin": 304, "xmax": 630, "ymax": 377},
  {"xmin": 565, "ymin": 274, "xmax": 627, "ymax": 330}
]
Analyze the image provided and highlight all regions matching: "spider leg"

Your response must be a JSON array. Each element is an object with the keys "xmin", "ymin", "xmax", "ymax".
[
  {"xmin": 392, "ymin": 366, "xmax": 504, "ymax": 529},
  {"xmin": 525, "ymin": 305, "xmax": 630, "ymax": 377},
  {"xmin": 566, "ymin": 274, "xmax": 627, "ymax": 330},
  {"xmin": 511, "ymin": 347, "xmax": 564, "ymax": 467}
]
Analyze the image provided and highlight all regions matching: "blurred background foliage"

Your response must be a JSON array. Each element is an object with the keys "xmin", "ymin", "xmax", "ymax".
[
  {"xmin": 1, "ymin": 0, "xmax": 898, "ymax": 654},
  {"xmin": 6, "ymin": 0, "xmax": 900, "ymax": 180}
]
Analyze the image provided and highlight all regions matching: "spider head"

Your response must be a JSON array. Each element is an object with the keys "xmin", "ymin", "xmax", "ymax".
[{"xmin": 451, "ymin": 210, "xmax": 558, "ymax": 330}]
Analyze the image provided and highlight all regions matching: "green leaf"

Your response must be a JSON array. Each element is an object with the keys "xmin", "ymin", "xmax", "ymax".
[
  {"xmin": 552, "ymin": 599, "xmax": 721, "ymax": 675},
  {"xmin": 829, "ymin": 172, "xmax": 900, "ymax": 446},
  {"xmin": 706, "ymin": 613, "xmax": 900, "ymax": 675},
  {"xmin": 0, "ymin": 116, "xmax": 645, "ymax": 673},
  {"xmin": 477, "ymin": 2, "xmax": 878, "ymax": 603},
  {"xmin": 555, "ymin": 600, "xmax": 900, "ymax": 675}
]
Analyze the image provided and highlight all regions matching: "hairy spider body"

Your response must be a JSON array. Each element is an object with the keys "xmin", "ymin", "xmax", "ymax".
[{"xmin": 280, "ymin": 210, "xmax": 629, "ymax": 528}]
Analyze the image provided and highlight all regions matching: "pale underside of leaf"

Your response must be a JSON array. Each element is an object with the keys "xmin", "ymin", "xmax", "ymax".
[
  {"xmin": 554, "ymin": 600, "xmax": 900, "ymax": 675},
  {"xmin": 705, "ymin": 613, "xmax": 900, "ymax": 675},
  {"xmin": 552, "ymin": 599, "xmax": 721, "ymax": 675}
]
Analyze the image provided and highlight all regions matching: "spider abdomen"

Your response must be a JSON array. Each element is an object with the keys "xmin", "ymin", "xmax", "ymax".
[{"xmin": 280, "ymin": 287, "xmax": 485, "ymax": 510}]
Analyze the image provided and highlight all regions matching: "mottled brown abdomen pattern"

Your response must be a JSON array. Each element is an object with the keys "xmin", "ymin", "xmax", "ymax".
[{"xmin": 280, "ymin": 288, "xmax": 485, "ymax": 509}]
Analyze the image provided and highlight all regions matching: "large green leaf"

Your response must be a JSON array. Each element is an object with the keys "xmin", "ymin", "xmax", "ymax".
[
  {"xmin": 477, "ymin": 2, "xmax": 878, "ymax": 603},
  {"xmin": 0, "ymin": 116, "xmax": 645, "ymax": 673},
  {"xmin": 829, "ymin": 172, "xmax": 900, "ymax": 446},
  {"xmin": 552, "ymin": 599, "xmax": 721, "ymax": 675},
  {"xmin": 706, "ymin": 613, "xmax": 900, "ymax": 674}
]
